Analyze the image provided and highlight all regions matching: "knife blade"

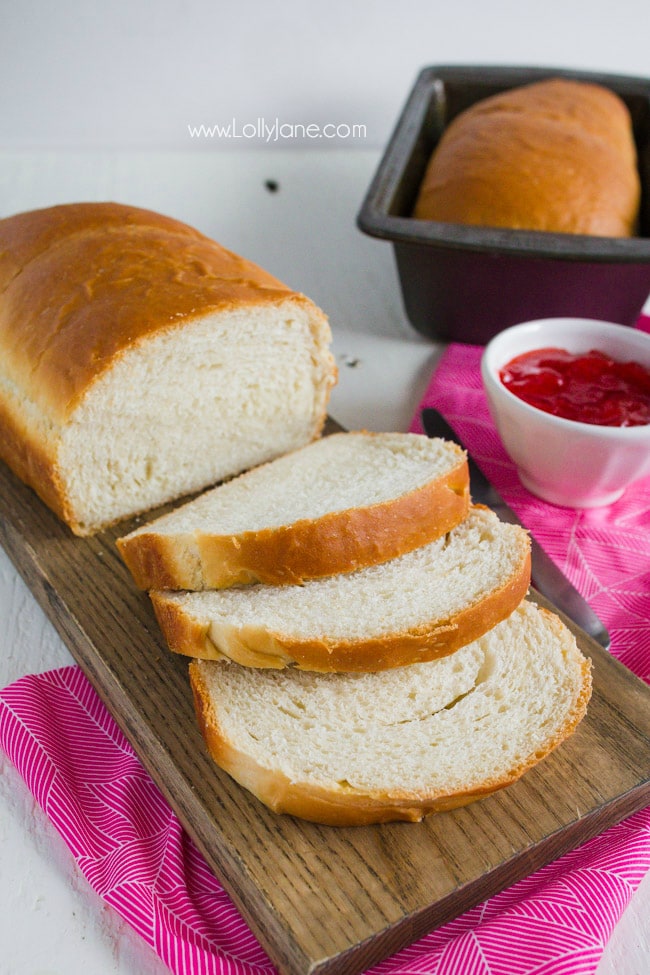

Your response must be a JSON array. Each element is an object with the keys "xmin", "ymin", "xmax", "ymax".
[{"xmin": 421, "ymin": 408, "xmax": 611, "ymax": 650}]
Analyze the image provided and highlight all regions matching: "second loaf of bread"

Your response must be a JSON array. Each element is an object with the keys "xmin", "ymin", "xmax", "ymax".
[{"xmin": 413, "ymin": 78, "xmax": 640, "ymax": 237}]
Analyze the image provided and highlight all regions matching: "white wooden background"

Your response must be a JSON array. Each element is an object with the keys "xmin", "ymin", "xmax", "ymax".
[{"xmin": 2, "ymin": 0, "xmax": 650, "ymax": 152}]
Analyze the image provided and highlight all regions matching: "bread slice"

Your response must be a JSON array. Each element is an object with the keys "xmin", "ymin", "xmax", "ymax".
[
  {"xmin": 189, "ymin": 600, "xmax": 592, "ymax": 826},
  {"xmin": 151, "ymin": 506, "xmax": 531, "ymax": 672},
  {"xmin": 117, "ymin": 432, "xmax": 470, "ymax": 590},
  {"xmin": 0, "ymin": 202, "xmax": 336, "ymax": 535}
]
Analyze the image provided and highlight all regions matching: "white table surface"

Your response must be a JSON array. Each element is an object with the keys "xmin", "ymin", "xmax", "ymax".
[{"xmin": 0, "ymin": 149, "xmax": 648, "ymax": 975}]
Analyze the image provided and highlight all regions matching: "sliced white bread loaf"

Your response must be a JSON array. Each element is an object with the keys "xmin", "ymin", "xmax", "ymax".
[
  {"xmin": 0, "ymin": 203, "xmax": 335, "ymax": 535},
  {"xmin": 117, "ymin": 432, "xmax": 470, "ymax": 590},
  {"xmin": 189, "ymin": 600, "xmax": 592, "ymax": 826},
  {"xmin": 151, "ymin": 505, "xmax": 531, "ymax": 672}
]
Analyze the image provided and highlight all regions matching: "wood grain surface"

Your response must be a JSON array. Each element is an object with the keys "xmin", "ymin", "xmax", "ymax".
[{"xmin": 1, "ymin": 444, "xmax": 649, "ymax": 975}]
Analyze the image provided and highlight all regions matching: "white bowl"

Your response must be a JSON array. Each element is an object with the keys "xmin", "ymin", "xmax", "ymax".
[{"xmin": 481, "ymin": 318, "xmax": 650, "ymax": 508}]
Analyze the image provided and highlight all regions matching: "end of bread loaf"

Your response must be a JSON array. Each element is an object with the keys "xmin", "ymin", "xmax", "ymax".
[
  {"xmin": 56, "ymin": 297, "xmax": 333, "ymax": 534},
  {"xmin": 116, "ymin": 432, "xmax": 470, "ymax": 590},
  {"xmin": 413, "ymin": 78, "xmax": 640, "ymax": 237},
  {"xmin": 188, "ymin": 600, "xmax": 592, "ymax": 826},
  {"xmin": 0, "ymin": 203, "xmax": 336, "ymax": 534}
]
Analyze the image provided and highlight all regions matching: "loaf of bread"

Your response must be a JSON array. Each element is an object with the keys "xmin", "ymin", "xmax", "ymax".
[
  {"xmin": 413, "ymin": 78, "xmax": 640, "ymax": 237},
  {"xmin": 117, "ymin": 431, "xmax": 470, "ymax": 590},
  {"xmin": 150, "ymin": 505, "xmax": 531, "ymax": 671},
  {"xmin": 0, "ymin": 202, "xmax": 336, "ymax": 535},
  {"xmin": 189, "ymin": 600, "xmax": 592, "ymax": 826}
]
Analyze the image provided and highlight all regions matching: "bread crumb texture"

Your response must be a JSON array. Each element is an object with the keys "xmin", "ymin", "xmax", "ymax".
[{"xmin": 193, "ymin": 600, "xmax": 591, "ymax": 807}]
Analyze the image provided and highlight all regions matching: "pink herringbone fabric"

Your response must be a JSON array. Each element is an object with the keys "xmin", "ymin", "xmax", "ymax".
[
  {"xmin": 1, "ymin": 318, "xmax": 649, "ymax": 975},
  {"xmin": 1, "ymin": 666, "xmax": 649, "ymax": 975}
]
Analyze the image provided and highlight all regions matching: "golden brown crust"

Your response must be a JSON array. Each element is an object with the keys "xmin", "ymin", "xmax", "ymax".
[
  {"xmin": 151, "ymin": 536, "xmax": 532, "ymax": 672},
  {"xmin": 153, "ymin": 594, "xmax": 217, "ymax": 660},
  {"xmin": 0, "ymin": 396, "xmax": 71, "ymax": 527},
  {"xmin": 0, "ymin": 202, "xmax": 304, "ymax": 423},
  {"xmin": 188, "ymin": 642, "xmax": 592, "ymax": 827},
  {"xmin": 414, "ymin": 78, "xmax": 640, "ymax": 237},
  {"xmin": 117, "ymin": 451, "xmax": 470, "ymax": 590}
]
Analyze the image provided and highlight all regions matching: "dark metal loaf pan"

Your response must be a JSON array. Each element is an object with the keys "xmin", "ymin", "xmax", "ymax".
[{"xmin": 357, "ymin": 65, "xmax": 650, "ymax": 344}]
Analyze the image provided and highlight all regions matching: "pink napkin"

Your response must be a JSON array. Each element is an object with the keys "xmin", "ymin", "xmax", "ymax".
[
  {"xmin": 1, "ymin": 667, "xmax": 649, "ymax": 975},
  {"xmin": 1, "ymin": 318, "xmax": 650, "ymax": 975}
]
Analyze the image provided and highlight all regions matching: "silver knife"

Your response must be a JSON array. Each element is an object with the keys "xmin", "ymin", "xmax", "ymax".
[{"xmin": 421, "ymin": 408, "xmax": 611, "ymax": 650}]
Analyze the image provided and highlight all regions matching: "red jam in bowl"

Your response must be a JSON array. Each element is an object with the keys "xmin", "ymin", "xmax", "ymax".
[{"xmin": 499, "ymin": 347, "xmax": 650, "ymax": 427}]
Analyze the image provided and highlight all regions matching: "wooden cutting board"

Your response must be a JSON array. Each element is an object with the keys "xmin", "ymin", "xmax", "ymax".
[{"xmin": 1, "ymin": 440, "xmax": 649, "ymax": 975}]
